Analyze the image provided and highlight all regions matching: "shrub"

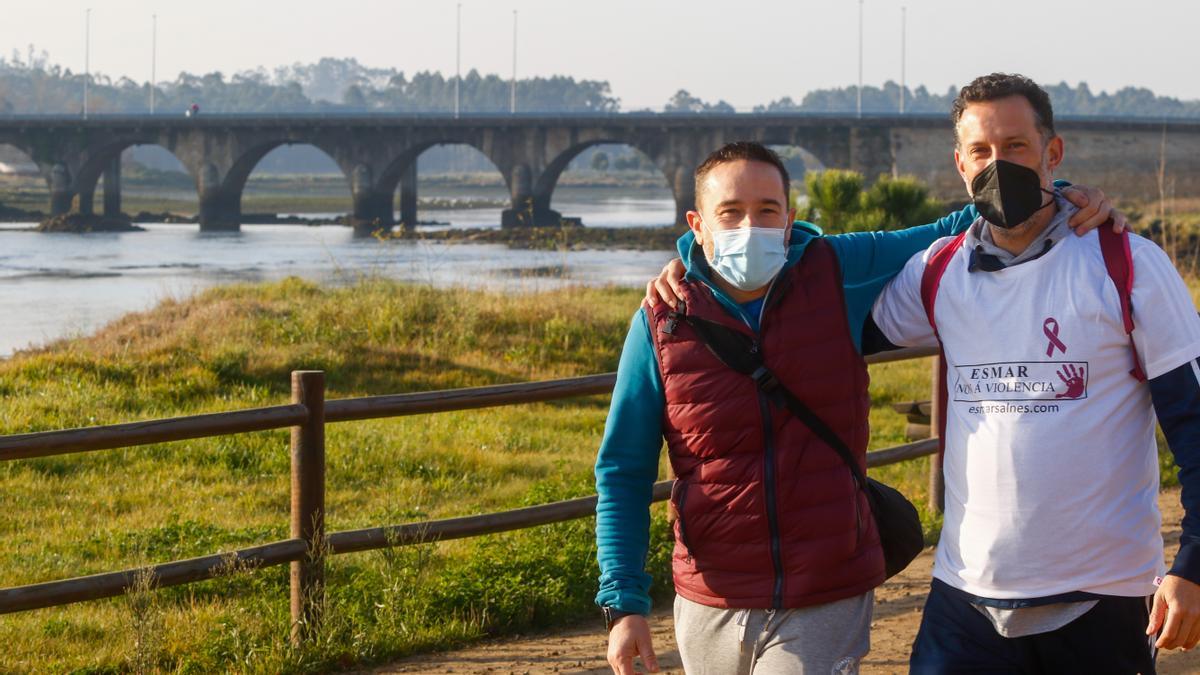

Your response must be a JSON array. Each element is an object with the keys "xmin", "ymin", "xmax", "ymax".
[
  {"xmin": 862, "ymin": 174, "xmax": 946, "ymax": 230},
  {"xmin": 800, "ymin": 170, "xmax": 947, "ymax": 233},
  {"xmin": 804, "ymin": 170, "xmax": 863, "ymax": 232}
]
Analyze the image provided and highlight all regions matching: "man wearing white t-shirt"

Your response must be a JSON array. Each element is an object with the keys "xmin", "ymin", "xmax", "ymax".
[{"xmin": 872, "ymin": 73, "xmax": 1200, "ymax": 673}]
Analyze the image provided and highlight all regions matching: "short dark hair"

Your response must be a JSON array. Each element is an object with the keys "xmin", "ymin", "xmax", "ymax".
[
  {"xmin": 694, "ymin": 141, "xmax": 790, "ymax": 207},
  {"xmin": 951, "ymin": 73, "xmax": 1055, "ymax": 144}
]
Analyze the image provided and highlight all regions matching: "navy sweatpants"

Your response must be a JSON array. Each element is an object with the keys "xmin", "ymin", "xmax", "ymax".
[{"xmin": 910, "ymin": 581, "xmax": 1156, "ymax": 675}]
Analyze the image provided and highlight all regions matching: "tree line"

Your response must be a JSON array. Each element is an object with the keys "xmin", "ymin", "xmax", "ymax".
[
  {"xmin": 754, "ymin": 81, "xmax": 1200, "ymax": 118},
  {"xmin": 0, "ymin": 49, "xmax": 1197, "ymax": 118}
]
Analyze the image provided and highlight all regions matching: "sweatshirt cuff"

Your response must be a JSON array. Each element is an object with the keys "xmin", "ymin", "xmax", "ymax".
[
  {"xmin": 1168, "ymin": 541, "xmax": 1200, "ymax": 585},
  {"xmin": 595, "ymin": 585, "xmax": 652, "ymax": 616}
]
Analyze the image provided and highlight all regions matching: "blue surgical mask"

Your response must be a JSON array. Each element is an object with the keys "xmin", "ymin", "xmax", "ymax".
[{"xmin": 706, "ymin": 225, "xmax": 789, "ymax": 291}]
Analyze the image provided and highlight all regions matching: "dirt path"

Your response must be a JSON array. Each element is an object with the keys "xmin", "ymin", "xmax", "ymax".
[{"xmin": 360, "ymin": 488, "xmax": 1200, "ymax": 674}]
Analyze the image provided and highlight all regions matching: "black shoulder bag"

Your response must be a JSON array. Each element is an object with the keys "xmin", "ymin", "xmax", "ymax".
[{"xmin": 669, "ymin": 305, "xmax": 924, "ymax": 579}]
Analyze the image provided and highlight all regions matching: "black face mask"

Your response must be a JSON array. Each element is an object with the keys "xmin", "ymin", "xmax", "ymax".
[{"xmin": 970, "ymin": 159, "xmax": 1055, "ymax": 229}]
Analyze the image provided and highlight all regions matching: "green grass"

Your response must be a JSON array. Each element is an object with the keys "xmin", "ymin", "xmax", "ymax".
[
  {"xmin": 0, "ymin": 279, "xmax": 651, "ymax": 672},
  {"xmin": 0, "ymin": 275, "xmax": 1189, "ymax": 672}
]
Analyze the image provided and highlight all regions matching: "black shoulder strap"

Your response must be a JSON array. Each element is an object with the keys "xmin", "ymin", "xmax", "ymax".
[{"xmin": 676, "ymin": 312, "xmax": 867, "ymax": 491}]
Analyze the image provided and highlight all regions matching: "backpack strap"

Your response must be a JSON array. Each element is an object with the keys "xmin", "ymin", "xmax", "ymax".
[
  {"xmin": 675, "ymin": 311, "xmax": 869, "ymax": 492},
  {"xmin": 918, "ymin": 232, "xmax": 967, "ymax": 468},
  {"xmin": 919, "ymin": 232, "xmax": 968, "ymax": 340},
  {"xmin": 1096, "ymin": 224, "xmax": 1147, "ymax": 382}
]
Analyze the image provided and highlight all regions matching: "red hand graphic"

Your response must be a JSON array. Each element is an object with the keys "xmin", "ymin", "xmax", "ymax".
[{"xmin": 1055, "ymin": 364, "xmax": 1086, "ymax": 399}]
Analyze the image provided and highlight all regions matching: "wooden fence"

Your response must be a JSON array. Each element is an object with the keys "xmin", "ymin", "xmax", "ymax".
[{"xmin": 0, "ymin": 346, "xmax": 941, "ymax": 643}]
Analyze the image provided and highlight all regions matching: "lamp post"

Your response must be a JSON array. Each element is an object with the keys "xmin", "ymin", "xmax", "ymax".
[
  {"xmin": 511, "ymin": 10, "xmax": 518, "ymax": 114},
  {"xmin": 857, "ymin": 0, "xmax": 863, "ymax": 118},
  {"xmin": 455, "ymin": 3, "xmax": 462, "ymax": 118},
  {"xmin": 900, "ymin": 7, "xmax": 906, "ymax": 114},
  {"xmin": 84, "ymin": 8, "xmax": 91, "ymax": 118},
  {"xmin": 150, "ymin": 14, "xmax": 157, "ymax": 114}
]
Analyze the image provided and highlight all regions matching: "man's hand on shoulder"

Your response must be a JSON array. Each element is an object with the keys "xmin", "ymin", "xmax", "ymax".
[
  {"xmin": 1061, "ymin": 184, "xmax": 1128, "ymax": 235},
  {"xmin": 607, "ymin": 614, "xmax": 660, "ymax": 674},
  {"xmin": 1148, "ymin": 574, "xmax": 1200, "ymax": 650},
  {"xmin": 645, "ymin": 259, "xmax": 686, "ymax": 309}
]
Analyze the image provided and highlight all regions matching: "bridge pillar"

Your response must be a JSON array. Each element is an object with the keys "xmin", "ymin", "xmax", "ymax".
[
  {"xmin": 103, "ymin": 155, "xmax": 122, "ymax": 218},
  {"xmin": 348, "ymin": 163, "xmax": 393, "ymax": 237},
  {"xmin": 397, "ymin": 163, "xmax": 417, "ymax": 231},
  {"xmin": 78, "ymin": 190, "xmax": 95, "ymax": 216},
  {"xmin": 350, "ymin": 191, "xmax": 394, "ymax": 237},
  {"xmin": 848, "ymin": 127, "xmax": 895, "ymax": 183},
  {"xmin": 196, "ymin": 163, "xmax": 240, "ymax": 232},
  {"xmin": 500, "ymin": 163, "xmax": 562, "ymax": 227},
  {"xmin": 198, "ymin": 189, "xmax": 241, "ymax": 232},
  {"xmin": 48, "ymin": 163, "xmax": 74, "ymax": 216},
  {"xmin": 671, "ymin": 165, "xmax": 696, "ymax": 228}
]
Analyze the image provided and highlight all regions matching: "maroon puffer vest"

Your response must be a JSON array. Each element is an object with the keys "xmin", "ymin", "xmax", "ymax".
[{"xmin": 647, "ymin": 238, "xmax": 884, "ymax": 609}]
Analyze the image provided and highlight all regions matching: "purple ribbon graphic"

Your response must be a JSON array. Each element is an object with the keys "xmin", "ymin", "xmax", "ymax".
[{"xmin": 1044, "ymin": 318, "xmax": 1067, "ymax": 357}]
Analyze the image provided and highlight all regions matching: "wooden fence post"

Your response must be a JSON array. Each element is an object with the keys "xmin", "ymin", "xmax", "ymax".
[
  {"xmin": 928, "ymin": 357, "xmax": 944, "ymax": 514},
  {"xmin": 290, "ymin": 370, "xmax": 325, "ymax": 646}
]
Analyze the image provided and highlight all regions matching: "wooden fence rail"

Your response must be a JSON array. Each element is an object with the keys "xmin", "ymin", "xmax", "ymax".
[{"xmin": 0, "ymin": 346, "xmax": 942, "ymax": 644}]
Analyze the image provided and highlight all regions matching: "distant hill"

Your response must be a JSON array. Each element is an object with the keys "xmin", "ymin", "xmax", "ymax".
[
  {"xmin": 753, "ymin": 81, "xmax": 1200, "ymax": 119},
  {"xmin": 1, "ymin": 50, "xmax": 1197, "ymax": 119},
  {"xmin": 0, "ymin": 52, "xmax": 617, "ymax": 115}
]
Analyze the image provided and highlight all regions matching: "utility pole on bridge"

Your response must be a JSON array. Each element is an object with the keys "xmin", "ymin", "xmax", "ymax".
[
  {"xmin": 150, "ymin": 14, "xmax": 157, "ymax": 114},
  {"xmin": 900, "ymin": 6, "xmax": 906, "ymax": 114},
  {"xmin": 84, "ymin": 8, "xmax": 91, "ymax": 119},
  {"xmin": 511, "ymin": 9, "xmax": 518, "ymax": 114},
  {"xmin": 857, "ymin": 0, "xmax": 863, "ymax": 118},
  {"xmin": 455, "ymin": 3, "xmax": 462, "ymax": 119}
]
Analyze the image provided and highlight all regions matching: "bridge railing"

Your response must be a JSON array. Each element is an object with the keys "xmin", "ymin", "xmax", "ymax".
[{"xmin": 0, "ymin": 346, "xmax": 941, "ymax": 644}]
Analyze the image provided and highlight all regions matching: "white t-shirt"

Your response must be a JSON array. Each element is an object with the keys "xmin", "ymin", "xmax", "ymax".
[{"xmin": 872, "ymin": 224, "xmax": 1200, "ymax": 599}]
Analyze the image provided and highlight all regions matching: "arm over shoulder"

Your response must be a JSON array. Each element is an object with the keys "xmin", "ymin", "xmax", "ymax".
[
  {"xmin": 827, "ymin": 204, "xmax": 977, "ymax": 291},
  {"xmin": 869, "ymin": 238, "xmax": 957, "ymax": 349}
]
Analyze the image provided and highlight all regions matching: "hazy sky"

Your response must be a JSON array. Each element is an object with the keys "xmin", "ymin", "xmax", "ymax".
[{"xmin": 5, "ymin": 0, "xmax": 1199, "ymax": 109}]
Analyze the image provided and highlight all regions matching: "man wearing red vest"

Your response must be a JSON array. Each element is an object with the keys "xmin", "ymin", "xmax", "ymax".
[
  {"xmin": 871, "ymin": 73, "xmax": 1200, "ymax": 673},
  {"xmin": 596, "ymin": 139, "xmax": 1119, "ymax": 674}
]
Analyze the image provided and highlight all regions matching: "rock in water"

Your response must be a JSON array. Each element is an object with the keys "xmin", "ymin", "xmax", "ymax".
[{"xmin": 37, "ymin": 213, "xmax": 145, "ymax": 233}]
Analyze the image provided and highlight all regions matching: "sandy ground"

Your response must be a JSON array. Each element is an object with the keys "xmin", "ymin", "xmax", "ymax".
[{"xmin": 358, "ymin": 488, "xmax": 1200, "ymax": 674}]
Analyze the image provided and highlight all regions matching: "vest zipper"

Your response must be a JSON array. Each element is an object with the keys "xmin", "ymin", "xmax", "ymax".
[
  {"xmin": 758, "ymin": 392, "xmax": 785, "ymax": 610},
  {"xmin": 674, "ymin": 478, "xmax": 695, "ymax": 563},
  {"xmin": 747, "ymin": 278, "xmax": 785, "ymax": 609},
  {"xmin": 854, "ymin": 478, "xmax": 864, "ymax": 542}
]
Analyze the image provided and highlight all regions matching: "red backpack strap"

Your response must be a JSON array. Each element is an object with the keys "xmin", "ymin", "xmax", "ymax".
[
  {"xmin": 919, "ymin": 232, "xmax": 969, "ymax": 340},
  {"xmin": 918, "ymin": 232, "xmax": 967, "ymax": 478},
  {"xmin": 1097, "ymin": 224, "xmax": 1147, "ymax": 382}
]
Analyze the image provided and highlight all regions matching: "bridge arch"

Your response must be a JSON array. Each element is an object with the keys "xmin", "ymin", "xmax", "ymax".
[
  {"xmin": 375, "ymin": 140, "xmax": 512, "ymax": 232},
  {"xmin": 534, "ymin": 139, "xmax": 676, "ymax": 227},
  {"xmin": 215, "ymin": 139, "xmax": 351, "ymax": 232},
  {"xmin": 239, "ymin": 143, "xmax": 351, "ymax": 225},
  {"xmin": 546, "ymin": 143, "xmax": 675, "ymax": 228},
  {"xmin": 73, "ymin": 140, "xmax": 197, "ymax": 220},
  {"xmin": 0, "ymin": 142, "xmax": 50, "ymax": 219}
]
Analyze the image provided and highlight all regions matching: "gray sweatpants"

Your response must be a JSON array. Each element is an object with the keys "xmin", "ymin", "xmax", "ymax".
[{"xmin": 673, "ymin": 592, "xmax": 872, "ymax": 675}]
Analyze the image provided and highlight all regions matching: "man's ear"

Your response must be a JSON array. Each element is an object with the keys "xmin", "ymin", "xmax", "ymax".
[
  {"xmin": 954, "ymin": 146, "xmax": 970, "ymax": 189},
  {"xmin": 686, "ymin": 210, "xmax": 705, "ymax": 244},
  {"xmin": 785, "ymin": 209, "xmax": 797, "ymax": 247},
  {"xmin": 1045, "ymin": 135, "xmax": 1065, "ymax": 173}
]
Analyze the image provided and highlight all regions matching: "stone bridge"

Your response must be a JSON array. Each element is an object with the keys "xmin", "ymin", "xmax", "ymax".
[{"xmin": 1, "ymin": 113, "xmax": 1198, "ymax": 235}]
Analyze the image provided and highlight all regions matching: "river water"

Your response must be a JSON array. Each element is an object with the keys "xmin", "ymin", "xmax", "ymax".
[{"xmin": 0, "ymin": 197, "xmax": 678, "ymax": 357}]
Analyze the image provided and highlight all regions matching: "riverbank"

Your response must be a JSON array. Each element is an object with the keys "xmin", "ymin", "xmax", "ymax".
[
  {"xmin": 0, "ymin": 278, "xmax": 941, "ymax": 672},
  {"xmin": 0, "ymin": 172, "xmax": 673, "ymax": 220},
  {"xmin": 403, "ymin": 223, "xmax": 680, "ymax": 250},
  {"xmin": 4, "ymin": 214, "xmax": 681, "ymax": 250}
]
